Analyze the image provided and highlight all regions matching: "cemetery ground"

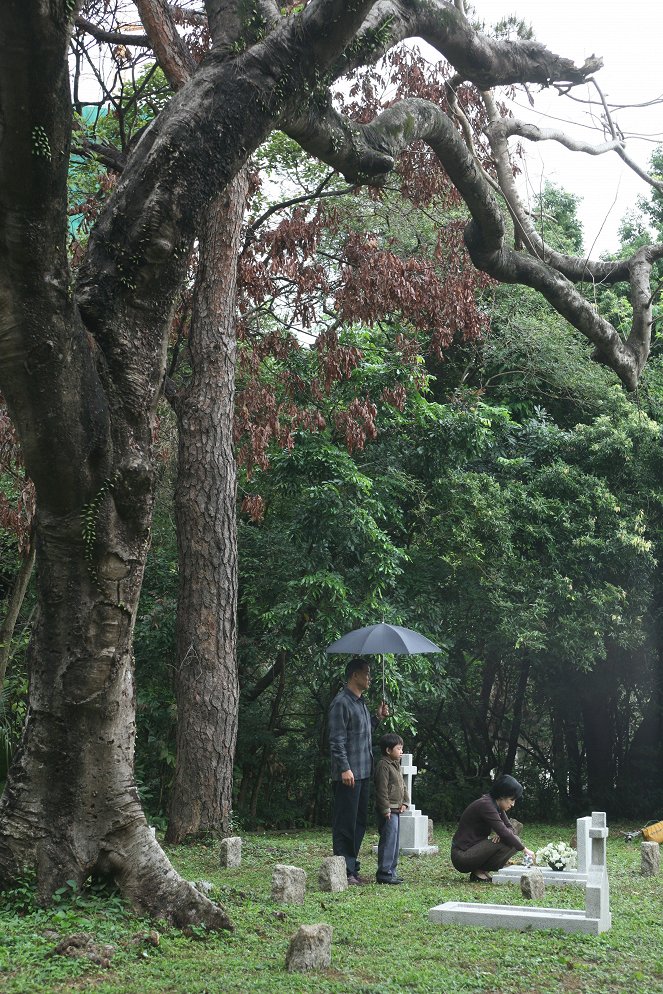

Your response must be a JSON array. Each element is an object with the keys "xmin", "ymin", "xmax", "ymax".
[{"xmin": 1, "ymin": 823, "xmax": 662, "ymax": 994}]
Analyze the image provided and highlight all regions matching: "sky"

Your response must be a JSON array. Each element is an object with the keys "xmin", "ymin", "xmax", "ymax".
[{"xmin": 464, "ymin": 1, "xmax": 663, "ymax": 254}]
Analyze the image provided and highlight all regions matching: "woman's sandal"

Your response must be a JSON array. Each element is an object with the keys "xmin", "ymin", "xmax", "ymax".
[{"xmin": 469, "ymin": 871, "xmax": 492, "ymax": 883}]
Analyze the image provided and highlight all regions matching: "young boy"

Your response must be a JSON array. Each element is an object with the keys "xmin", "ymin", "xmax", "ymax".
[{"xmin": 374, "ymin": 732, "xmax": 410, "ymax": 884}]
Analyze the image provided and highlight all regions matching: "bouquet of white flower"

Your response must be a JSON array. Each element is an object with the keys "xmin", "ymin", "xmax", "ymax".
[{"xmin": 535, "ymin": 841, "xmax": 577, "ymax": 871}]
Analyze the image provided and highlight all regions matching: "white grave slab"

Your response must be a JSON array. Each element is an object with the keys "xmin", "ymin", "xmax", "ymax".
[
  {"xmin": 492, "ymin": 812, "xmax": 600, "ymax": 887},
  {"xmin": 430, "ymin": 811, "xmax": 611, "ymax": 934}
]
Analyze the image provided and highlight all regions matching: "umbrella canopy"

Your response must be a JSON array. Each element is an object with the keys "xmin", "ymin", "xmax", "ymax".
[{"xmin": 326, "ymin": 623, "xmax": 441, "ymax": 655}]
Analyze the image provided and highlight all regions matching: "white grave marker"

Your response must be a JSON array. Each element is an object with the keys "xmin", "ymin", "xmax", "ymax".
[
  {"xmin": 373, "ymin": 753, "xmax": 438, "ymax": 856},
  {"xmin": 430, "ymin": 811, "xmax": 611, "ymax": 934}
]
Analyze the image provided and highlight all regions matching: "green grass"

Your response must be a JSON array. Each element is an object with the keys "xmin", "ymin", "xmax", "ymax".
[{"xmin": 1, "ymin": 823, "xmax": 662, "ymax": 993}]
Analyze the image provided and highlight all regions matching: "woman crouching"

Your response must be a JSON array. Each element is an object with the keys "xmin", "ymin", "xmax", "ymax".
[{"xmin": 450, "ymin": 774, "xmax": 535, "ymax": 882}]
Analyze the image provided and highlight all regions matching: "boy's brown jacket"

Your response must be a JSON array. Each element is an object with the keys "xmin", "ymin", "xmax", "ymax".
[{"xmin": 374, "ymin": 756, "xmax": 410, "ymax": 816}]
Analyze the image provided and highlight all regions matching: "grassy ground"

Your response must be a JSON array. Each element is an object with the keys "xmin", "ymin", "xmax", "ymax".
[{"xmin": 1, "ymin": 822, "xmax": 662, "ymax": 994}]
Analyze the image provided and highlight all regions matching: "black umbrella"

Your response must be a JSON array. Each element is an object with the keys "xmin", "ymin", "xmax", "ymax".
[{"xmin": 326, "ymin": 623, "xmax": 442, "ymax": 697}]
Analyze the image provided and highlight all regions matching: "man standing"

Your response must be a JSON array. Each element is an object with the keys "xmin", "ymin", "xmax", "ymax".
[{"xmin": 328, "ymin": 657, "xmax": 389, "ymax": 884}]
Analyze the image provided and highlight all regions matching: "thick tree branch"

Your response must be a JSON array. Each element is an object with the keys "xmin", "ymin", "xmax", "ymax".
[
  {"xmin": 135, "ymin": 0, "xmax": 196, "ymax": 87},
  {"xmin": 480, "ymin": 91, "xmax": 651, "ymax": 286},
  {"xmin": 0, "ymin": 4, "xmax": 111, "ymax": 509},
  {"xmin": 204, "ymin": 0, "xmax": 279, "ymax": 49},
  {"xmin": 334, "ymin": 0, "xmax": 602, "ymax": 89},
  {"xmin": 285, "ymin": 96, "xmax": 661, "ymax": 390}
]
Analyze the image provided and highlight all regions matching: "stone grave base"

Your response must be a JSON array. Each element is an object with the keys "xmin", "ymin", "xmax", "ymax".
[
  {"xmin": 371, "ymin": 843, "xmax": 439, "ymax": 857},
  {"xmin": 492, "ymin": 865, "xmax": 587, "ymax": 887},
  {"xmin": 401, "ymin": 844, "xmax": 439, "ymax": 856},
  {"xmin": 428, "ymin": 900, "xmax": 610, "ymax": 934}
]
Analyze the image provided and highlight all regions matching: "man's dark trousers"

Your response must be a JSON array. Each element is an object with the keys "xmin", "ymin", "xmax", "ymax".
[{"xmin": 332, "ymin": 778, "xmax": 371, "ymax": 877}]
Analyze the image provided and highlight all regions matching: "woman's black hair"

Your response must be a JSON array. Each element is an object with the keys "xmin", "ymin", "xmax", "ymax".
[{"xmin": 488, "ymin": 774, "xmax": 523, "ymax": 801}]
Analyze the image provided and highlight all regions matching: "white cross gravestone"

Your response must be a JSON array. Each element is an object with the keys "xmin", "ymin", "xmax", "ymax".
[
  {"xmin": 429, "ymin": 811, "xmax": 611, "ymax": 934},
  {"xmin": 492, "ymin": 812, "xmax": 599, "ymax": 887},
  {"xmin": 399, "ymin": 754, "xmax": 439, "ymax": 855}
]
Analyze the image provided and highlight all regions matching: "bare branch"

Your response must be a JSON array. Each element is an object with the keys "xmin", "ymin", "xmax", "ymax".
[
  {"xmin": 71, "ymin": 140, "xmax": 128, "ymax": 173},
  {"xmin": 500, "ymin": 118, "xmax": 624, "ymax": 157},
  {"xmin": 169, "ymin": 3, "xmax": 208, "ymax": 26},
  {"xmin": 74, "ymin": 16, "xmax": 151, "ymax": 48},
  {"xmin": 243, "ymin": 177, "xmax": 358, "ymax": 251}
]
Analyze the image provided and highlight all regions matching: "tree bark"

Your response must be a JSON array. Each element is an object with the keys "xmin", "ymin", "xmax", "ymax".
[
  {"xmin": 0, "ymin": 478, "xmax": 231, "ymax": 927},
  {"xmin": 0, "ymin": 544, "xmax": 34, "ymax": 695},
  {"xmin": 166, "ymin": 170, "xmax": 248, "ymax": 842}
]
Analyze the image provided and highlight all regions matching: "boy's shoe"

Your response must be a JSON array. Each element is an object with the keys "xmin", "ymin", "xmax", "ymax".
[
  {"xmin": 376, "ymin": 875, "xmax": 402, "ymax": 885},
  {"xmin": 347, "ymin": 875, "xmax": 361, "ymax": 885},
  {"xmin": 353, "ymin": 874, "xmax": 370, "ymax": 884}
]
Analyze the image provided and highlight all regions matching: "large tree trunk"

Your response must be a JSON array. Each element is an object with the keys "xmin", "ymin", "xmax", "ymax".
[
  {"xmin": 166, "ymin": 169, "xmax": 249, "ymax": 842},
  {"xmin": 0, "ymin": 474, "xmax": 231, "ymax": 927}
]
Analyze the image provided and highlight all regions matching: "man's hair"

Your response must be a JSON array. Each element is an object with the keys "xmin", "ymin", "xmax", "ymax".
[
  {"xmin": 379, "ymin": 732, "xmax": 403, "ymax": 755},
  {"xmin": 488, "ymin": 774, "xmax": 523, "ymax": 801},
  {"xmin": 344, "ymin": 656, "xmax": 369, "ymax": 681}
]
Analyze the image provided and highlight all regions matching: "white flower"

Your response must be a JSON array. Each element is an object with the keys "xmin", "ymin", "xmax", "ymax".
[{"xmin": 535, "ymin": 841, "xmax": 577, "ymax": 871}]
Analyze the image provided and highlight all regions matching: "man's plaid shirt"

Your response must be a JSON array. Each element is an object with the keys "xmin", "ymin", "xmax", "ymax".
[{"xmin": 328, "ymin": 686, "xmax": 379, "ymax": 781}]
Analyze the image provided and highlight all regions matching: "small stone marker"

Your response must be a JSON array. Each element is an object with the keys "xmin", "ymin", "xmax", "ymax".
[
  {"xmin": 641, "ymin": 840, "xmax": 660, "ymax": 877},
  {"xmin": 318, "ymin": 856, "xmax": 347, "ymax": 892},
  {"xmin": 510, "ymin": 818, "xmax": 524, "ymax": 837},
  {"xmin": 520, "ymin": 868, "xmax": 545, "ymax": 900},
  {"xmin": 285, "ymin": 924, "xmax": 332, "ymax": 972},
  {"xmin": 219, "ymin": 836, "xmax": 242, "ymax": 868},
  {"xmin": 428, "ymin": 819, "xmax": 435, "ymax": 845},
  {"xmin": 272, "ymin": 863, "xmax": 306, "ymax": 904}
]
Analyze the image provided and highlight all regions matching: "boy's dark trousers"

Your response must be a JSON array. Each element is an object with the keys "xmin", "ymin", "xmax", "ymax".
[
  {"xmin": 332, "ymin": 778, "xmax": 371, "ymax": 877},
  {"xmin": 376, "ymin": 810, "xmax": 400, "ymax": 881}
]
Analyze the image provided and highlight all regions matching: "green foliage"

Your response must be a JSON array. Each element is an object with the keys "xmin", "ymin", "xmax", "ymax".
[
  {"xmin": 68, "ymin": 65, "xmax": 173, "ymax": 246},
  {"xmin": 533, "ymin": 182, "xmax": 584, "ymax": 254},
  {"xmin": 30, "ymin": 125, "xmax": 51, "ymax": 161},
  {"xmin": 81, "ymin": 476, "xmax": 115, "ymax": 589}
]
